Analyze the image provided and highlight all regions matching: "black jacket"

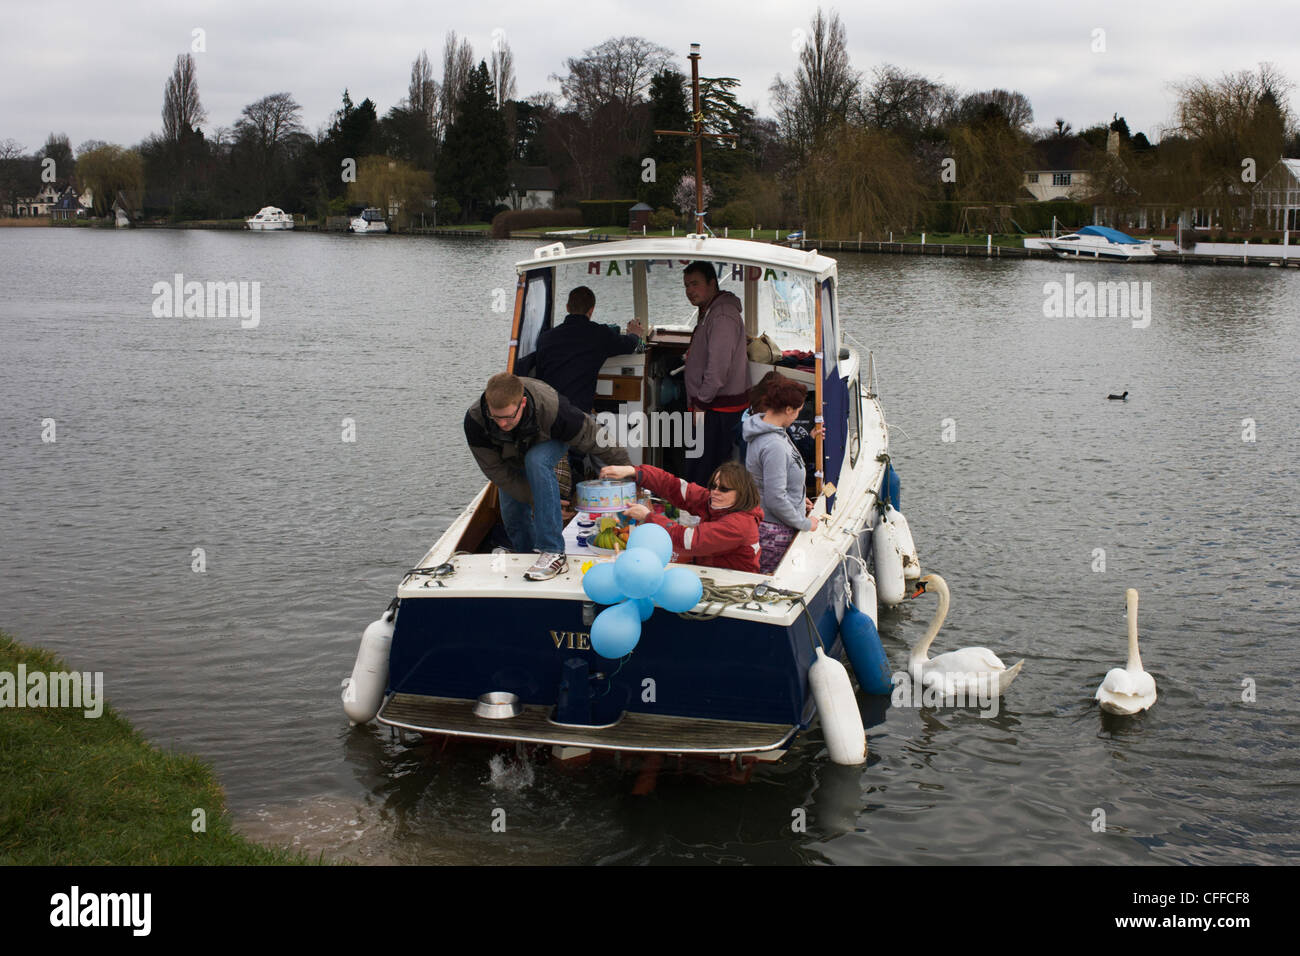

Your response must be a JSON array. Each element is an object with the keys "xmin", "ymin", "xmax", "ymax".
[{"xmin": 530, "ymin": 313, "xmax": 640, "ymax": 411}]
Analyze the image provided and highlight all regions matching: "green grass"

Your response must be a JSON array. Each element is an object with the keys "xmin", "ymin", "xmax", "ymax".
[
  {"xmin": 895, "ymin": 232, "xmax": 1027, "ymax": 248},
  {"xmin": 0, "ymin": 631, "xmax": 318, "ymax": 865}
]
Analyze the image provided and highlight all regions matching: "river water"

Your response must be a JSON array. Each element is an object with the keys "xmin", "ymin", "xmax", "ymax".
[{"xmin": 2, "ymin": 228, "xmax": 1297, "ymax": 865}]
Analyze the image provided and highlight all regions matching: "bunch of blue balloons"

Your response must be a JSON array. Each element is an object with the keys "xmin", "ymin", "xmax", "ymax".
[{"xmin": 581, "ymin": 523, "xmax": 704, "ymax": 659}]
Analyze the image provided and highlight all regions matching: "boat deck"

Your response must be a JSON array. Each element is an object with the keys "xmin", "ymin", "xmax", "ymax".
[{"xmin": 378, "ymin": 693, "xmax": 798, "ymax": 754}]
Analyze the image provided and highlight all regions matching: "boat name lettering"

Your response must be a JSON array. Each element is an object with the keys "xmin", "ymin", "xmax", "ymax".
[
  {"xmin": 586, "ymin": 260, "xmax": 787, "ymax": 282},
  {"xmin": 550, "ymin": 630, "xmax": 591, "ymax": 650}
]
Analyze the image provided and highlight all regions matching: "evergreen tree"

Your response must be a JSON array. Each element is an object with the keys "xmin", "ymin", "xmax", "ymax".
[
  {"xmin": 645, "ymin": 69, "xmax": 690, "ymax": 208},
  {"xmin": 319, "ymin": 90, "xmax": 381, "ymax": 199},
  {"xmin": 439, "ymin": 62, "xmax": 509, "ymax": 221}
]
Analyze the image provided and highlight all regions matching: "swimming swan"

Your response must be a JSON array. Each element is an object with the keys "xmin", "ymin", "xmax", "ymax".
[
  {"xmin": 909, "ymin": 573, "xmax": 1024, "ymax": 697},
  {"xmin": 1095, "ymin": 588, "xmax": 1156, "ymax": 715}
]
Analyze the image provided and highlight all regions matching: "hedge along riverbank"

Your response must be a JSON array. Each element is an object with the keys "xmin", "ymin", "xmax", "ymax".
[{"xmin": 0, "ymin": 631, "xmax": 315, "ymax": 865}]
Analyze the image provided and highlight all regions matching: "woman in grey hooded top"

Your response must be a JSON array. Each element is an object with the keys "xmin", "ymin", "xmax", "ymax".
[{"xmin": 742, "ymin": 375, "xmax": 820, "ymax": 575}]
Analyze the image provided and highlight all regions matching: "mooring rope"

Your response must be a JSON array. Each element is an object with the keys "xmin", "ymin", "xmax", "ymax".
[{"xmin": 676, "ymin": 577, "xmax": 802, "ymax": 621}]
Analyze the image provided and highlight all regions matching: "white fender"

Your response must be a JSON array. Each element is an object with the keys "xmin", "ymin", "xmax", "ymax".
[
  {"xmin": 873, "ymin": 518, "xmax": 906, "ymax": 607},
  {"xmin": 885, "ymin": 505, "xmax": 920, "ymax": 581},
  {"xmin": 809, "ymin": 647, "xmax": 866, "ymax": 765},
  {"xmin": 848, "ymin": 564, "xmax": 878, "ymax": 627},
  {"xmin": 343, "ymin": 614, "xmax": 395, "ymax": 725}
]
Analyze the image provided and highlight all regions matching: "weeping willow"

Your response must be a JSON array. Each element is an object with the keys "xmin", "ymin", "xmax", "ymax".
[
  {"xmin": 797, "ymin": 125, "xmax": 923, "ymax": 238},
  {"xmin": 346, "ymin": 156, "xmax": 434, "ymax": 229},
  {"xmin": 943, "ymin": 121, "xmax": 1032, "ymax": 204}
]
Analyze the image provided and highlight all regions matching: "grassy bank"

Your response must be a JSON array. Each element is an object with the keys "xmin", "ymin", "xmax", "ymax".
[{"xmin": 0, "ymin": 631, "xmax": 313, "ymax": 864}]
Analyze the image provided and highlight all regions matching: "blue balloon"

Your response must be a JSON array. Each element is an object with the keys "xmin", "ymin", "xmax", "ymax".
[
  {"xmin": 582, "ymin": 562, "xmax": 626, "ymax": 606},
  {"xmin": 627, "ymin": 523, "xmax": 673, "ymax": 567},
  {"xmin": 613, "ymin": 547, "xmax": 665, "ymax": 600},
  {"xmin": 633, "ymin": 596, "xmax": 655, "ymax": 621},
  {"xmin": 590, "ymin": 601, "xmax": 641, "ymax": 659},
  {"xmin": 654, "ymin": 566, "xmax": 704, "ymax": 613}
]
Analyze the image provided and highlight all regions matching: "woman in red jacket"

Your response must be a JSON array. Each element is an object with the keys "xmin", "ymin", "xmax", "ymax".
[{"xmin": 598, "ymin": 461, "xmax": 763, "ymax": 572}]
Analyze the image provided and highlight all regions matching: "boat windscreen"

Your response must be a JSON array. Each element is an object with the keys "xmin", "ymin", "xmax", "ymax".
[{"xmin": 553, "ymin": 257, "xmax": 817, "ymax": 350}]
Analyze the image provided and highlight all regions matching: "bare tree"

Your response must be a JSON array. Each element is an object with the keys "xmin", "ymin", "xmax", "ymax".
[
  {"xmin": 955, "ymin": 89, "xmax": 1034, "ymax": 130},
  {"xmin": 409, "ymin": 49, "xmax": 439, "ymax": 134},
  {"xmin": 490, "ymin": 40, "xmax": 517, "ymax": 110},
  {"xmin": 0, "ymin": 138, "xmax": 30, "ymax": 216},
  {"xmin": 438, "ymin": 32, "xmax": 475, "ymax": 142},
  {"xmin": 553, "ymin": 35, "xmax": 676, "ymax": 120},
  {"xmin": 162, "ymin": 53, "xmax": 206, "ymax": 145},
  {"xmin": 235, "ymin": 92, "xmax": 305, "ymax": 156},
  {"xmin": 1171, "ymin": 63, "xmax": 1294, "ymax": 229},
  {"xmin": 861, "ymin": 64, "xmax": 952, "ymax": 136},
  {"xmin": 1172, "ymin": 63, "xmax": 1293, "ymax": 162},
  {"xmin": 234, "ymin": 92, "xmax": 305, "ymax": 197},
  {"xmin": 770, "ymin": 8, "xmax": 860, "ymax": 159}
]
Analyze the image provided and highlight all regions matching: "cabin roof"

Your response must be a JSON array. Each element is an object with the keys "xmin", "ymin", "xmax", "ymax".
[{"xmin": 515, "ymin": 236, "xmax": 839, "ymax": 280}]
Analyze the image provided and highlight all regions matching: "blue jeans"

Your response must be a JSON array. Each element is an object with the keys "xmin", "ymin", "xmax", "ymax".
[{"xmin": 497, "ymin": 439, "xmax": 566, "ymax": 554}]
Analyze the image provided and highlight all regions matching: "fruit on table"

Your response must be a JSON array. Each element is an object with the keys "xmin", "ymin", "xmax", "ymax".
[{"xmin": 593, "ymin": 530, "xmax": 625, "ymax": 551}]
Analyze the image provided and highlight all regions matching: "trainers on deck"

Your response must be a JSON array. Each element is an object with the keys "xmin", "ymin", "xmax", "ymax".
[{"xmin": 524, "ymin": 552, "xmax": 568, "ymax": 581}]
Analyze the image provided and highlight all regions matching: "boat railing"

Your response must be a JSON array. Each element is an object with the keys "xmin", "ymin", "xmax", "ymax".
[{"xmin": 842, "ymin": 331, "xmax": 876, "ymax": 397}]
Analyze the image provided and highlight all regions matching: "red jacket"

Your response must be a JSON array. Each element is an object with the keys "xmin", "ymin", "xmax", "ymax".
[{"xmin": 634, "ymin": 464, "xmax": 763, "ymax": 572}]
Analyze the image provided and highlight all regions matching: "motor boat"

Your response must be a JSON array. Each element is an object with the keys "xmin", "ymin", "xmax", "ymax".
[
  {"xmin": 349, "ymin": 208, "xmax": 388, "ymax": 234},
  {"xmin": 245, "ymin": 206, "xmax": 294, "ymax": 231},
  {"xmin": 1046, "ymin": 225, "xmax": 1155, "ymax": 261},
  {"xmin": 341, "ymin": 235, "xmax": 925, "ymax": 772}
]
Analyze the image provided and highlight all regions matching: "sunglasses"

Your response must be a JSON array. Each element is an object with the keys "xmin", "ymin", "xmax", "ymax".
[{"xmin": 709, "ymin": 481, "xmax": 733, "ymax": 492}]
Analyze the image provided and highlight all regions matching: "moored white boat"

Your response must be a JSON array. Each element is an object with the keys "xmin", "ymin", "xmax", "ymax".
[
  {"xmin": 349, "ymin": 208, "xmax": 388, "ymax": 234},
  {"xmin": 1045, "ymin": 225, "xmax": 1155, "ymax": 261},
  {"xmin": 245, "ymin": 206, "xmax": 294, "ymax": 230}
]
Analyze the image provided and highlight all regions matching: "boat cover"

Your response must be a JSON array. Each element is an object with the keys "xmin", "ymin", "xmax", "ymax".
[{"xmin": 1076, "ymin": 225, "xmax": 1141, "ymax": 244}]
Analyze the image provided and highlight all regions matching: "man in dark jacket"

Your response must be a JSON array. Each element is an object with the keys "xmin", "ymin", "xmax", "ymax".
[
  {"xmin": 465, "ymin": 373, "xmax": 630, "ymax": 580},
  {"xmin": 682, "ymin": 261, "xmax": 749, "ymax": 485},
  {"xmin": 531, "ymin": 285, "xmax": 644, "ymax": 412}
]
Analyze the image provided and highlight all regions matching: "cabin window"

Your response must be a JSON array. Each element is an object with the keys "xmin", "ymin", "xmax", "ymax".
[
  {"xmin": 1027, "ymin": 173, "xmax": 1039, "ymax": 184},
  {"xmin": 848, "ymin": 377, "xmax": 861, "ymax": 466},
  {"xmin": 515, "ymin": 272, "xmax": 551, "ymax": 363},
  {"xmin": 1052, "ymin": 172, "xmax": 1072, "ymax": 187}
]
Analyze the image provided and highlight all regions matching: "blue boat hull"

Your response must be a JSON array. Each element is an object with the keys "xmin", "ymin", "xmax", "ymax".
[{"xmin": 385, "ymin": 567, "xmax": 847, "ymax": 743}]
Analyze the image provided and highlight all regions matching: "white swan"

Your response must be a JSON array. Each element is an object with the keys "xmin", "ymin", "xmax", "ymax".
[
  {"xmin": 909, "ymin": 573, "xmax": 1024, "ymax": 697},
  {"xmin": 1095, "ymin": 588, "xmax": 1157, "ymax": 715}
]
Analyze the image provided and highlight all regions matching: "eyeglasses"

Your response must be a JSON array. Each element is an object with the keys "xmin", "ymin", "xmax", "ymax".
[
  {"xmin": 488, "ymin": 403, "xmax": 522, "ymax": 424},
  {"xmin": 709, "ymin": 481, "xmax": 733, "ymax": 493}
]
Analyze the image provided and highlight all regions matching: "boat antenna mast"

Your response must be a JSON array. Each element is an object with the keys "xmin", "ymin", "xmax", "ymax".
[{"xmin": 654, "ymin": 43, "xmax": 737, "ymax": 234}]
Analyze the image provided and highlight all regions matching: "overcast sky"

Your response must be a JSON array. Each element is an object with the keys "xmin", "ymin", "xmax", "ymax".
[{"xmin": 4, "ymin": 0, "xmax": 1297, "ymax": 153}]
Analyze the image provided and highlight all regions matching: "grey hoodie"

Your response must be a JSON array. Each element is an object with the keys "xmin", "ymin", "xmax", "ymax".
[
  {"xmin": 742, "ymin": 413, "xmax": 811, "ymax": 531},
  {"xmin": 684, "ymin": 290, "xmax": 748, "ymax": 409}
]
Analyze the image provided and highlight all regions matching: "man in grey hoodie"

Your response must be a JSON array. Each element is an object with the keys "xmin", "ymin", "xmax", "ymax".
[{"xmin": 682, "ymin": 261, "xmax": 749, "ymax": 484}]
